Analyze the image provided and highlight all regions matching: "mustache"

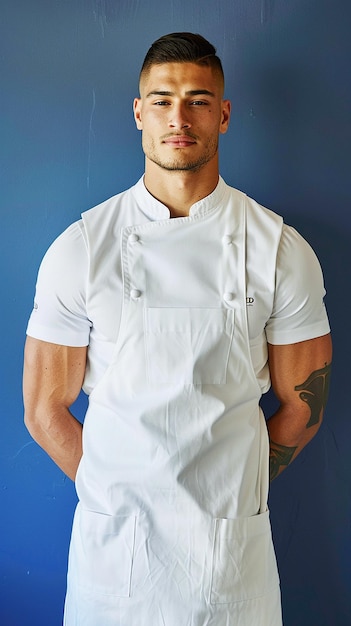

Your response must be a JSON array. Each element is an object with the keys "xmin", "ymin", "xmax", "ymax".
[{"xmin": 161, "ymin": 131, "xmax": 198, "ymax": 141}]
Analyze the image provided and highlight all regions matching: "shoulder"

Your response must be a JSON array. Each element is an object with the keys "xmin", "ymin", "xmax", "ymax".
[
  {"xmin": 245, "ymin": 193, "xmax": 283, "ymax": 227},
  {"xmin": 81, "ymin": 182, "xmax": 140, "ymax": 236},
  {"xmin": 27, "ymin": 221, "xmax": 91, "ymax": 346},
  {"xmin": 38, "ymin": 220, "xmax": 87, "ymax": 280},
  {"xmin": 276, "ymin": 224, "xmax": 325, "ymax": 283},
  {"xmin": 224, "ymin": 183, "xmax": 284, "ymax": 247},
  {"xmin": 224, "ymin": 182, "xmax": 284, "ymax": 227},
  {"xmin": 267, "ymin": 223, "xmax": 330, "ymax": 344}
]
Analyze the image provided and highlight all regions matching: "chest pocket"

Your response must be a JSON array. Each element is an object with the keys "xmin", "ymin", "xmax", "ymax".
[{"xmin": 144, "ymin": 307, "xmax": 235, "ymax": 385}]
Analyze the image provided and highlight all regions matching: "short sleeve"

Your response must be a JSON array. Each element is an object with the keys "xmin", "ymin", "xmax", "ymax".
[
  {"xmin": 265, "ymin": 225, "xmax": 330, "ymax": 345},
  {"xmin": 26, "ymin": 221, "xmax": 91, "ymax": 347}
]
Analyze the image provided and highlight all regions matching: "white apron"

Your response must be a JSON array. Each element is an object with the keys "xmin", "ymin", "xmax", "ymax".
[{"xmin": 64, "ymin": 183, "xmax": 282, "ymax": 625}]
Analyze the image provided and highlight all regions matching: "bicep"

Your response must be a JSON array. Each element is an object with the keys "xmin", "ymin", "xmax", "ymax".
[{"xmin": 23, "ymin": 337, "xmax": 87, "ymax": 416}]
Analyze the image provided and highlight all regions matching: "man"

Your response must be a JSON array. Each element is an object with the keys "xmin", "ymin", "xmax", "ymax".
[{"xmin": 23, "ymin": 33, "xmax": 332, "ymax": 626}]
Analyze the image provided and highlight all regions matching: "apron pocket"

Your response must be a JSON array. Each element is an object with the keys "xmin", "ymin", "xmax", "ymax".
[
  {"xmin": 77, "ymin": 509, "xmax": 136, "ymax": 597},
  {"xmin": 210, "ymin": 510, "xmax": 279, "ymax": 604},
  {"xmin": 144, "ymin": 307, "xmax": 235, "ymax": 385}
]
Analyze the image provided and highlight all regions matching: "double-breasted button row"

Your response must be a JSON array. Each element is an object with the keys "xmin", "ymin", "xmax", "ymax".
[
  {"xmin": 130, "ymin": 289, "xmax": 234, "ymax": 302},
  {"xmin": 128, "ymin": 232, "xmax": 234, "ymax": 301},
  {"xmin": 223, "ymin": 234, "xmax": 234, "ymax": 300}
]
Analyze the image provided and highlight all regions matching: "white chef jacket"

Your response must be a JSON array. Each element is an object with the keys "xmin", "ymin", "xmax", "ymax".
[{"xmin": 27, "ymin": 177, "xmax": 330, "ymax": 626}]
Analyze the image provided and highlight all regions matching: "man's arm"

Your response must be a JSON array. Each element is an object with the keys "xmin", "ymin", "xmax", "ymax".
[
  {"xmin": 267, "ymin": 333, "xmax": 332, "ymax": 481},
  {"xmin": 23, "ymin": 336, "xmax": 87, "ymax": 481}
]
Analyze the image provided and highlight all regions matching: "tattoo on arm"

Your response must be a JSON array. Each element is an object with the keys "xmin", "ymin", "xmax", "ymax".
[
  {"xmin": 269, "ymin": 441, "xmax": 297, "ymax": 481},
  {"xmin": 269, "ymin": 363, "xmax": 331, "ymax": 480},
  {"xmin": 294, "ymin": 362, "xmax": 331, "ymax": 429}
]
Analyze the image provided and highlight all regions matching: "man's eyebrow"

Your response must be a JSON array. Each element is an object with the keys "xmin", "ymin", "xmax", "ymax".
[{"xmin": 146, "ymin": 89, "xmax": 216, "ymax": 98}]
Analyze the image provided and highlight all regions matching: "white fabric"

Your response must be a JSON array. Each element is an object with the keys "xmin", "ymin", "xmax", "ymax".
[
  {"xmin": 26, "ymin": 177, "xmax": 330, "ymax": 625},
  {"xmin": 27, "ymin": 177, "xmax": 330, "ymax": 396}
]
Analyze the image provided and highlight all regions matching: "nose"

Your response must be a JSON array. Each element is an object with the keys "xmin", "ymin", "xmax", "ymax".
[{"xmin": 168, "ymin": 103, "xmax": 191, "ymax": 130}]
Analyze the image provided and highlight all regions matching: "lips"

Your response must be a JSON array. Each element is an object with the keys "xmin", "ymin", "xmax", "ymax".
[{"xmin": 163, "ymin": 135, "xmax": 197, "ymax": 147}]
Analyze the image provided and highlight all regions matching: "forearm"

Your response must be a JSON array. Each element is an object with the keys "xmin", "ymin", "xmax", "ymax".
[
  {"xmin": 266, "ymin": 335, "xmax": 332, "ymax": 481},
  {"xmin": 267, "ymin": 406, "xmax": 314, "ymax": 481},
  {"xmin": 25, "ymin": 406, "xmax": 83, "ymax": 481},
  {"xmin": 23, "ymin": 338, "xmax": 87, "ymax": 481}
]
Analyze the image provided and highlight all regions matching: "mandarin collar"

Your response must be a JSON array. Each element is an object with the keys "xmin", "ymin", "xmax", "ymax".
[{"xmin": 132, "ymin": 176, "xmax": 227, "ymax": 221}]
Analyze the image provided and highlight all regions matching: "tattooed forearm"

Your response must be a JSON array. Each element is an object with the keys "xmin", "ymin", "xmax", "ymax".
[
  {"xmin": 295, "ymin": 362, "xmax": 331, "ymax": 429},
  {"xmin": 269, "ymin": 441, "xmax": 297, "ymax": 481}
]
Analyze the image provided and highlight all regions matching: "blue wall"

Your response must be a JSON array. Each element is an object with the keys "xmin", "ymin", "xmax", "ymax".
[{"xmin": 1, "ymin": 1, "xmax": 350, "ymax": 624}]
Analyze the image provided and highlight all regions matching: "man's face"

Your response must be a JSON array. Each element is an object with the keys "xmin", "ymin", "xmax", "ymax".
[{"xmin": 133, "ymin": 62, "xmax": 230, "ymax": 173}]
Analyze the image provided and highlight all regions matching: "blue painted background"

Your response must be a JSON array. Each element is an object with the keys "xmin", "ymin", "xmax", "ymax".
[{"xmin": 1, "ymin": 1, "xmax": 350, "ymax": 624}]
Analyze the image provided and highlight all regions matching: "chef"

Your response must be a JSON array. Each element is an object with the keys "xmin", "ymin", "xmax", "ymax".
[{"xmin": 23, "ymin": 32, "xmax": 332, "ymax": 626}]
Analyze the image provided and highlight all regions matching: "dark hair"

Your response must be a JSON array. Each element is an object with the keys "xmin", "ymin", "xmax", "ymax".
[{"xmin": 140, "ymin": 32, "xmax": 224, "ymax": 84}]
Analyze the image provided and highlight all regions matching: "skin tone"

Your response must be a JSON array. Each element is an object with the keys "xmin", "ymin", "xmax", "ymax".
[
  {"xmin": 267, "ymin": 335, "xmax": 332, "ymax": 480},
  {"xmin": 23, "ymin": 60, "xmax": 332, "ymax": 481},
  {"xmin": 23, "ymin": 338, "xmax": 86, "ymax": 481},
  {"xmin": 133, "ymin": 62, "xmax": 231, "ymax": 217}
]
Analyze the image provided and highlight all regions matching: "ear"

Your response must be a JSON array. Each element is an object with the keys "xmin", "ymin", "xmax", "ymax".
[
  {"xmin": 133, "ymin": 98, "xmax": 143, "ymax": 130},
  {"xmin": 219, "ymin": 99, "xmax": 231, "ymax": 135}
]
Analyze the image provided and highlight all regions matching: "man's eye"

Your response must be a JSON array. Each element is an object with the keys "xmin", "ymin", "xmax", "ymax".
[
  {"xmin": 154, "ymin": 101, "xmax": 170, "ymax": 106},
  {"xmin": 190, "ymin": 100, "xmax": 208, "ymax": 106}
]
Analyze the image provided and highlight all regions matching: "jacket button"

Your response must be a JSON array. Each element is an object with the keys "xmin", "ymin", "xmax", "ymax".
[
  {"xmin": 129, "ymin": 233, "xmax": 140, "ymax": 243},
  {"xmin": 131, "ymin": 289, "xmax": 142, "ymax": 299},
  {"xmin": 224, "ymin": 291, "xmax": 234, "ymax": 301},
  {"xmin": 222, "ymin": 234, "xmax": 233, "ymax": 245}
]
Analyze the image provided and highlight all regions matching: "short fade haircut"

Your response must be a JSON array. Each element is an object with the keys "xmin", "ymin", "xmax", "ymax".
[{"xmin": 140, "ymin": 32, "xmax": 224, "ymax": 87}]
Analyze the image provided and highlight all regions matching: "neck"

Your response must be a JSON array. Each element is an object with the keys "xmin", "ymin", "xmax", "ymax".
[{"xmin": 143, "ymin": 158, "xmax": 220, "ymax": 218}]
